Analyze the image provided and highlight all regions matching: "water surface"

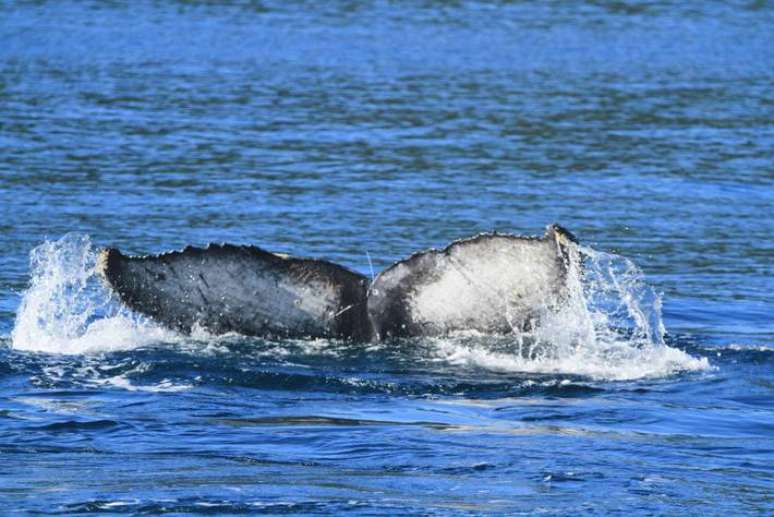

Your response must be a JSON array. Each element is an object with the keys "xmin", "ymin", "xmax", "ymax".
[{"xmin": 1, "ymin": 0, "xmax": 772, "ymax": 514}]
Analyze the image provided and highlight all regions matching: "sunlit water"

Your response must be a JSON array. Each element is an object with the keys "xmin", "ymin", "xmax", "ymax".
[{"xmin": 1, "ymin": 0, "xmax": 772, "ymax": 514}]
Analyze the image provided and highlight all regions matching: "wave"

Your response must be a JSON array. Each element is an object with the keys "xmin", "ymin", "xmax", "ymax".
[{"xmin": 9, "ymin": 234, "xmax": 710, "ymax": 381}]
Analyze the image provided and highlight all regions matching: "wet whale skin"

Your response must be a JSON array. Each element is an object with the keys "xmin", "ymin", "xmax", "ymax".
[{"xmin": 99, "ymin": 225, "xmax": 578, "ymax": 341}]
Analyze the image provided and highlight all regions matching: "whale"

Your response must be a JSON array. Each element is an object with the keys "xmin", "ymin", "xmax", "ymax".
[{"xmin": 97, "ymin": 224, "xmax": 580, "ymax": 341}]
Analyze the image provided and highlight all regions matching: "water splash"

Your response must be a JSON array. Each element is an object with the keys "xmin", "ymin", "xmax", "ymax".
[
  {"xmin": 430, "ymin": 245, "xmax": 710, "ymax": 380},
  {"xmin": 11, "ymin": 234, "xmax": 174, "ymax": 354},
  {"xmin": 11, "ymin": 234, "xmax": 709, "ymax": 380}
]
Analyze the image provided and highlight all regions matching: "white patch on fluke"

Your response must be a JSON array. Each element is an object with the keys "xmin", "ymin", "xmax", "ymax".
[{"xmin": 411, "ymin": 240, "xmax": 560, "ymax": 332}]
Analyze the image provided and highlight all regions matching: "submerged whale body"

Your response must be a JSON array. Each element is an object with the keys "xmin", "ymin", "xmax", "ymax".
[{"xmin": 98, "ymin": 225, "xmax": 580, "ymax": 341}]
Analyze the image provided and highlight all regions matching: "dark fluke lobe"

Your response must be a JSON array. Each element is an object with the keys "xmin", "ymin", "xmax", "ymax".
[
  {"xmin": 98, "ymin": 225, "xmax": 580, "ymax": 341},
  {"xmin": 97, "ymin": 244, "xmax": 370, "ymax": 340}
]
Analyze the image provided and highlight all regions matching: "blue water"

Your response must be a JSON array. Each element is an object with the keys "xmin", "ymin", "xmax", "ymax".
[{"xmin": 1, "ymin": 0, "xmax": 773, "ymax": 514}]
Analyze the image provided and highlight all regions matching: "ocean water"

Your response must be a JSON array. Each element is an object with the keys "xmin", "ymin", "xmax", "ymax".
[{"xmin": 1, "ymin": 0, "xmax": 773, "ymax": 514}]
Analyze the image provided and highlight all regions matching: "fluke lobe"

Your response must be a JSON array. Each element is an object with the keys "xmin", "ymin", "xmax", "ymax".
[{"xmin": 98, "ymin": 224, "xmax": 580, "ymax": 341}]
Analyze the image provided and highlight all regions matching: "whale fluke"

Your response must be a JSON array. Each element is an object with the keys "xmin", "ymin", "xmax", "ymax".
[
  {"xmin": 366, "ymin": 225, "xmax": 580, "ymax": 339},
  {"xmin": 98, "ymin": 225, "xmax": 580, "ymax": 341},
  {"xmin": 97, "ymin": 244, "xmax": 370, "ymax": 339}
]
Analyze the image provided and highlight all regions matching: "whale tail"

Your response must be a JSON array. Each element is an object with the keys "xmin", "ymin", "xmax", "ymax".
[
  {"xmin": 97, "ymin": 244, "xmax": 370, "ymax": 340},
  {"xmin": 98, "ymin": 225, "xmax": 580, "ymax": 341}
]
